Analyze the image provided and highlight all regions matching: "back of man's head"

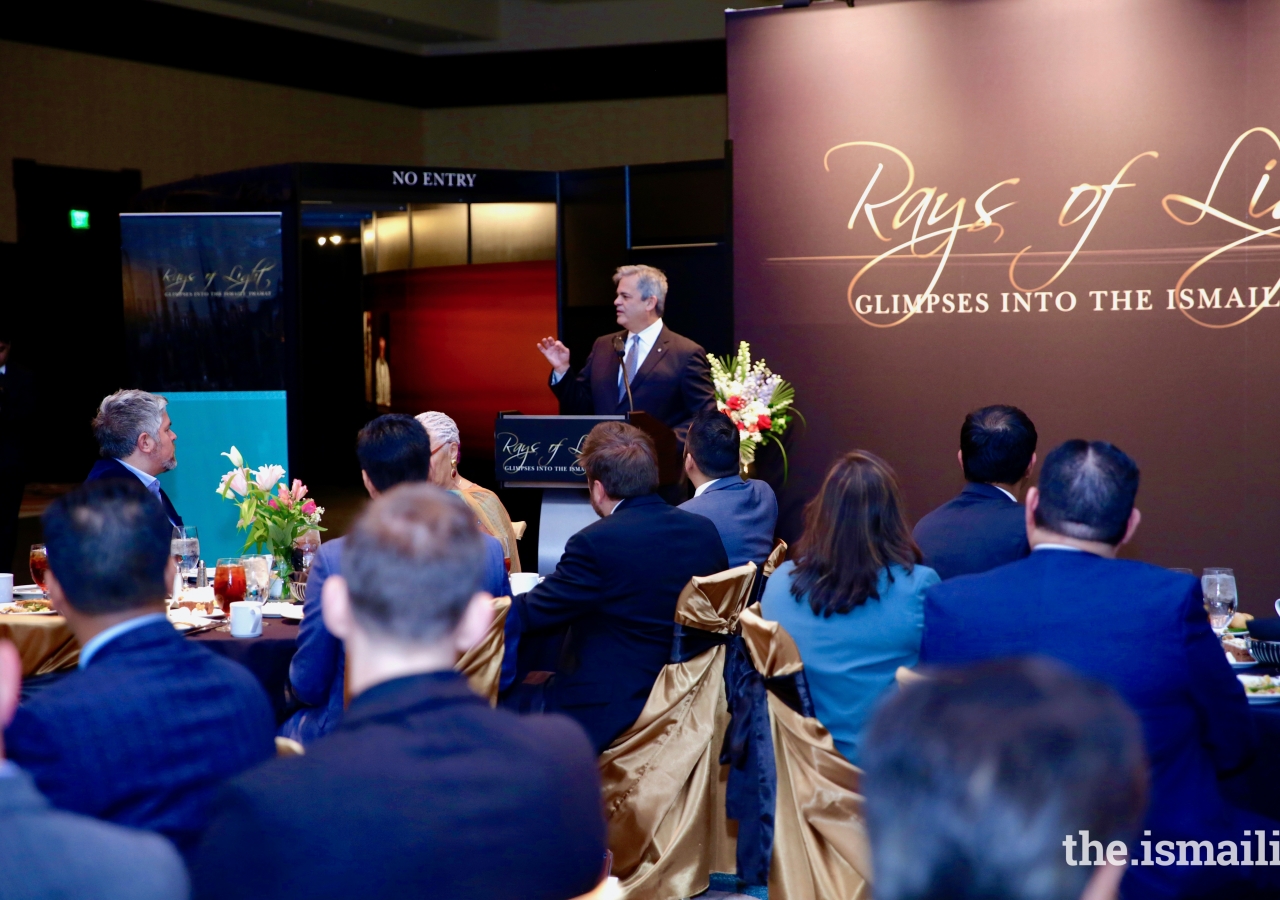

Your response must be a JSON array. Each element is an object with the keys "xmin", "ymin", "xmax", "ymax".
[
  {"xmin": 42, "ymin": 479, "xmax": 172, "ymax": 615},
  {"xmin": 1035, "ymin": 440, "xmax": 1139, "ymax": 545},
  {"xmin": 961, "ymin": 405, "xmax": 1037, "ymax": 485},
  {"xmin": 342, "ymin": 483, "xmax": 486, "ymax": 643},
  {"xmin": 357, "ymin": 414, "xmax": 431, "ymax": 492},
  {"xmin": 579, "ymin": 421, "xmax": 658, "ymax": 499},
  {"xmin": 863, "ymin": 658, "xmax": 1147, "ymax": 900},
  {"xmin": 686, "ymin": 410, "xmax": 740, "ymax": 480}
]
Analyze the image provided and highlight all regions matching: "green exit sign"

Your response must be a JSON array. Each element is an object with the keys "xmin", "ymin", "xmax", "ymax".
[{"xmin": 69, "ymin": 209, "xmax": 90, "ymax": 229}]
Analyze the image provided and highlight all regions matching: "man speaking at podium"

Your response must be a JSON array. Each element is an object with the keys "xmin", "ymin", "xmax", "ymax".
[{"xmin": 537, "ymin": 265, "xmax": 716, "ymax": 448}]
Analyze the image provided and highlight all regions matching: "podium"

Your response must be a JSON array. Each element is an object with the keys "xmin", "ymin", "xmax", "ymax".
[{"xmin": 495, "ymin": 411, "xmax": 682, "ymax": 573}]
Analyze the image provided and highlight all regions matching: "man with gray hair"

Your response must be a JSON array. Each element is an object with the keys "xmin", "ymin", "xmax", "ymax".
[
  {"xmin": 191, "ymin": 484, "xmax": 607, "ymax": 900},
  {"xmin": 537, "ymin": 263, "xmax": 715, "ymax": 448},
  {"xmin": 85, "ymin": 389, "xmax": 182, "ymax": 526}
]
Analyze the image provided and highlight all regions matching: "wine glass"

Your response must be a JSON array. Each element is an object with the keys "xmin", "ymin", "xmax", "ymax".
[
  {"xmin": 1202, "ymin": 568, "xmax": 1238, "ymax": 639},
  {"xmin": 29, "ymin": 544, "xmax": 48, "ymax": 597},
  {"xmin": 170, "ymin": 526, "xmax": 200, "ymax": 580},
  {"xmin": 242, "ymin": 554, "xmax": 273, "ymax": 606}
]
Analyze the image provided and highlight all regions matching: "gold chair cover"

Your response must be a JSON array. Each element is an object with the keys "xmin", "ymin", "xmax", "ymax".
[
  {"xmin": 739, "ymin": 604, "xmax": 873, "ymax": 900},
  {"xmin": 762, "ymin": 540, "xmax": 789, "ymax": 578},
  {"xmin": 455, "ymin": 596, "xmax": 511, "ymax": 706},
  {"xmin": 598, "ymin": 563, "xmax": 758, "ymax": 900}
]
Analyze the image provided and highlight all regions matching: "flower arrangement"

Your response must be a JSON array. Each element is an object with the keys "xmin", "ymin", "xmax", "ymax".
[
  {"xmin": 710, "ymin": 341, "xmax": 803, "ymax": 476},
  {"xmin": 215, "ymin": 446, "xmax": 324, "ymax": 592}
]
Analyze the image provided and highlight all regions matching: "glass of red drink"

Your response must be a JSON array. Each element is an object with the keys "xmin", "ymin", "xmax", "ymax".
[
  {"xmin": 29, "ymin": 544, "xmax": 48, "ymax": 597},
  {"xmin": 213, "ymin": 558, "xmax": 246, "ymax": 616}
]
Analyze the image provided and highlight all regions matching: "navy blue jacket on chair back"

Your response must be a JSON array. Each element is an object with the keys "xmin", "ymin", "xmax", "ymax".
[
  {"xmin": 921, "ymin": 549, "xmax": 1257, "ymax": 898},
  {"xmin": 191, "ymin": 672, "xmax": 607, "ymax": 900},
  {"xmin": 4, "ymin": 619, "xmax": 276, "ymax": 852},
  {"xmin": 679, "ymin": 476, "xmax": 779, "ymax": 568},
  {"xmin": 84, "ymin": 457, "xmax": 183, "ymax": 527},
  {"xmin": 912, "ymin": 482, "xmax": 1027, "ymax": 580},
  {"xmin": 286, "ymin": 532, "xmax": 512, "ymax": 744},
  {"xmin": 549, "ymin": 325, "xmax": 717, "ymax": 446},
  {"xmin": 513, "ymin": 492, "xmax": 729, "ymax": 751}
]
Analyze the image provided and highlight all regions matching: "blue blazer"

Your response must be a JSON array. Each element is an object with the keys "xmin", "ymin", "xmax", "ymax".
[
  {"xmin": 84, "ymin": 457, "xmax": 183, "ymax": 527},
  {"xmin": 4, "ymin": 619, "xmax": 276, "ymax": 852},
  {"xmin": 192, "ymin": 672, "xmax": 607, "ymax": 900},
  {"xmin": 512, "ymin": 492, "xmax": 728, "ymax": 751},
  {"xmin": 912, "ymin": 482, "xmax": 1027, "ymax": 580},
  {"xmin": 286, "ymin": 532, "xmax": 512, "ymax": 744},
  {"xmin": 921, "ymin": 550, "xmax": 1256, "ymax": 886},
  {"xmin": 679, "ymin": 476, "xmax": 779, "ymax": 568}
]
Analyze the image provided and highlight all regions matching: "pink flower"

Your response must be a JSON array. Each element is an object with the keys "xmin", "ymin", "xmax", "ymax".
[
  {"xmin": 290, "ymin": 479, "xmax": 308, "ymax": 503},
  {"xmin": 735, "ymin": 419, "xmax": 746, "ymax": 431},
  {"xmin": 301, "ymin": 500, "xmax": 317, "ymax": 515},
  {"xmin": 268, "ymin": 498, "xmax": 278, "ymax": 509},
  {"xmin": 276, "ymin": 483, "xmax": 293, "ymax": 508},
  {"xmin": 228, "ymin": 469, "xmax": 249, "ymax": 497},
  {"xmin": 757, "ymin": 414, "xmax": 772, "ymax": 431}
]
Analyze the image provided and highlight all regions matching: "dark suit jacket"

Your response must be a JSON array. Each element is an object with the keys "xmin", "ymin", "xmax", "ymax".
[
  {"xmin": 921, "ymin": 550, "xmax": 1256, "ymax": 864},
  {"xmin": 679, "ymin": 476, "xmax": 778, "ymax": 568},
  {"xmin": 286, "ymin": 532, "xmax": 512, "ymax": 744},
  {"xmin": 912, "ymin": 482, "xmax": 1028, "ymax": 580},
  {"xmin": 0, "ymin": 764, "xmax": 189, "ymax": 900},
  {"xmin": 0, "ymin": 362, "xmax": 36, "ymax": 473},
  {"xmin": 549, "ymin": 324, "xmax": 716, "ymax": 445},
  {"xmin": 4, "ymin": 619, "xmax": 276, "ymax": 852},
  {"xmin": 84, "ymin": 456, "xmax": 183, "ymax": 527},
  {"xmin": 513, "ymin": 493, "xmax": 728, "ymax": 751},
  {"xmin": 191, "ymin": 672, "xmax": 607, "ymax": 900}
]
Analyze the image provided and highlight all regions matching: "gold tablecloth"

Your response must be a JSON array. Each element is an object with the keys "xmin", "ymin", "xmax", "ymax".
[{"xmin": 0, "ymin": 615, "xmax": 80, "ymax": 676}]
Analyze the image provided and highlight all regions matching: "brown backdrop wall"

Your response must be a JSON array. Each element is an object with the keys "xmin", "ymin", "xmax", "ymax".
[{"xmin": 729, "ymin": 0, "xmax": 1280, "ymax": 614}]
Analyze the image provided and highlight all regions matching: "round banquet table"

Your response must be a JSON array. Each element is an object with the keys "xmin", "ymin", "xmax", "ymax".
[
  {"xmin": 1221, "ymin": 668, "xmax": 1280, "ymax": 821},
  {"xmin": 189, "ymin": 618, "xmax": 301, "ymax": 724},
  {"xmin": 0, "ymin": 614, "xmax": 80, "ymax": 676}
]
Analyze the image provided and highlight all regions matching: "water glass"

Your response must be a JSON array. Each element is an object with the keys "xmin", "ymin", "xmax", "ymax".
[
  {"xmin": 1202, "ymin": 568, "xmax": 1238, "ymax": 638},
  {"xmin": 242, "ymin": 554, "xmax": 273, "ymax": 605},
  {"xmin": 170, "ymin": 526, "xmax": 200, "ymax": 578}
]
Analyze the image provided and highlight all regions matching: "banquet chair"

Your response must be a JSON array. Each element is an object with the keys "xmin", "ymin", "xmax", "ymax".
[
  {"xmin": 737, "ymin": 603, "xmax": 872, "ymax": 900},
  {"xmin": 455, "ymin": 595, "xmax": 511, "ymax": 705},
  {"xmin": 747, "ymin": 539, "xmax": 789, "ymax": 609},
  {"xmin": 598, "ymin": 562, "xmax": 758, "ymax": 900}
]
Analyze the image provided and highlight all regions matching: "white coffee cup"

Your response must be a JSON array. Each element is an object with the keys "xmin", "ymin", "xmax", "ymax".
[
  {"xmin": 0, "ymin": 573, "xmax": 12, "ymax": 604},
  {"xmin": 509, "ymin": 572, "xmax": 542, "ymax": 596},
  {"xmin": 229, "ymin": 600, "xmax": 263, "ymax": 638}
]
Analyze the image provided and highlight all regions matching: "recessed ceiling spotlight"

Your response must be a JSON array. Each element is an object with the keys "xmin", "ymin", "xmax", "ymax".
[
  {"xmin": 317, "ymin": 236, "xmax": 327, "ymax": 246},
  {"xmin": 330, "ymin": 234, "xmax": 343, "ymax": 245}
]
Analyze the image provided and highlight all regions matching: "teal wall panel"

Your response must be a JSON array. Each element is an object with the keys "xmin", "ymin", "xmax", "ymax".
[{"xmin": 155, "ymin": 391, "xmax": 289, "ymax": 563}]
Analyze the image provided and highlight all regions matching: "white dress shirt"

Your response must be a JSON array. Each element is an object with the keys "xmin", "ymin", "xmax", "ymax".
[
  {"xmin": 694, "ymin": 477, "xmax": 726, "ymax": 498},
  {"xmin": 551, "ymin": 318, "xmax": 665, "ymax": 386},
  {"xmin": 1032, "ymin": 543, "xmax": 1086, "ymax": 553},
  {"xmin": 994, "ymin": 485, "xmax": 1017, "ymax": 503}
]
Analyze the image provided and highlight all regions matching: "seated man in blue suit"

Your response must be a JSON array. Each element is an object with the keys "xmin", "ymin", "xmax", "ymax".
[
  {"xmin": 678, "ymin": 409, "xmax": 778, "ymax": 567},
  {"xmin": 913, "ymin": 404, "xmax": 1036, "ymax": 580},
  {"xmin": 921, "ymin": 440, "xmax": 1275, "ymax": 899},
  {"xmin": 510, "ymin": 421, "xmax": 728, "ymax": 752},
  {"xmin": 4, "ymin": 479, "xmax": 276, "ymax": 853},
  {"xmin": 0, "ymin": 638, "xmax": 189, "ymax": 900},
  {"xmin": 285, "ymin": 414, "xmax": 510, "ymax": 744},
  {"xmin": 192, "ymin": 484, "xmax": 607, "ymax": 900},
  {"xmin": 84, "ymin": 389, "xmax": 183, "ymax": 527}
]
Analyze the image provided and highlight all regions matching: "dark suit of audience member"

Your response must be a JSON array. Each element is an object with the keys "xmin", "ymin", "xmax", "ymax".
[
  {"xmin": 542, "ymin": 266, "xmax": 716, "ymax": 447},
  {"xmin": 678, "ymin": 409, "xmax": 778, "ymax": 567},
  {"xmin": 920, "ymin": 440, "xmax": 1273, "ymax": 900},
  {"xmin": 194, "ymin": 484, "xmax": 607, "ymax": 900},
  {"xmin": 83, "ymin": 390, "xmax": 184, "ymax": 527},
  {"xmin": 511, "ymin": 421, "xmax": 728, "ymax": 751},
  {"xmin": 0, "ymin": 340, "xmax": 34, "ymax": 574},
  {"xmin": 913, "ymin": 404, "xmax": 1036, "ymax": 580},
  {"xmin": 287, "ymin": 530, "xmax": 510, "ymax": 743},
  {"xmin": 284, "ymin": 413, "xmax": 511, "ymax": 745},
  {"xmin": 3, "ymin": 480, "xmax": 275, "ymax": 853},
  {"xmin": 0, "ymin": 637, "xmax": 189, "ymax": 900},
  {"xmin": 862, "ymin": 658, "xmax": 1146, "ymax": 900}
]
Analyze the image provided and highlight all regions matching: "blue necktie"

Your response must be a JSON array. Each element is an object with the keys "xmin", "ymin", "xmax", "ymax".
[{"xmin": 619, "ymin": 335, "xmax": 640, "ymax": 403}]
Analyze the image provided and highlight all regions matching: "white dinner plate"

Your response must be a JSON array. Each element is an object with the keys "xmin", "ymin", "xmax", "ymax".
[
  {"xmin": 12, "ymin": 585, "xmax": 44, "ymax": 597},
  {"xmin": 1248, "ymin": 693, "xmax": 1280, "ymax": 705},
  {"xmin": 1231, "ymin": 660, "xmax": 1258, "ymax": 670},
  {"xmin": 279, "ymin": 607, "xmax": 304, "ymax": 622},
  {"xmin": 261, "ymin": 602, "xmax": 300, "ymax": 618},
  {"xmin": 0, "ymin": 601, "xmax": 56, "ymax": 616}
]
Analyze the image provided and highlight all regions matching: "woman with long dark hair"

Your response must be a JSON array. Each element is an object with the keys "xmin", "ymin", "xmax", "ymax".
[{"xmin": 760, "ymin": 450, "xmax": 939, "ymax": 763}]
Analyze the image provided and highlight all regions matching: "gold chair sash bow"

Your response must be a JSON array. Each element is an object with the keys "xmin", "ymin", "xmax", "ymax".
[
  {"xmin": 598, "ymin": 563, "xmax": 758, "ymax": 900},
  {"xmin": 738, "ymin": 603, "xmax": 873, "ymax": 900},
  {"xmin": 456, "ymin": 596, "xmax": 511, "ymax": 706}
]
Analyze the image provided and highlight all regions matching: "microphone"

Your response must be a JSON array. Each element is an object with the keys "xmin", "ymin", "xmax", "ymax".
[{"xmin": 614, "ymin": 334, "xmax": 635, "ymax": 413}]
